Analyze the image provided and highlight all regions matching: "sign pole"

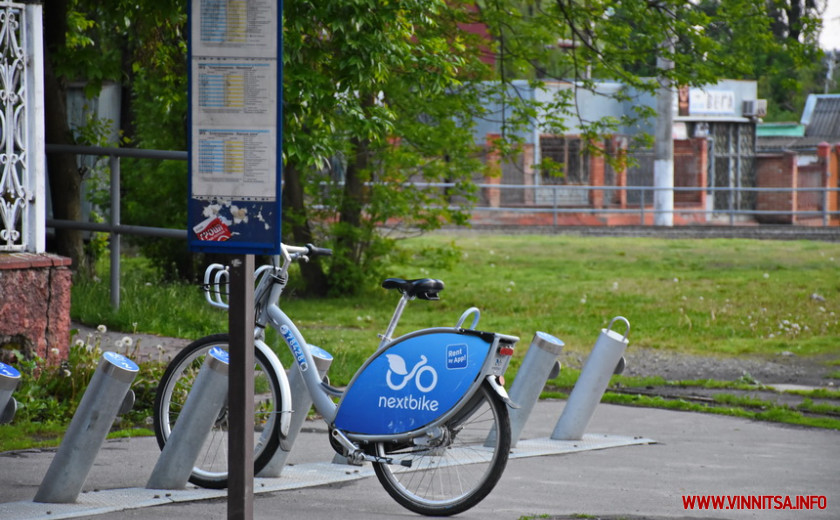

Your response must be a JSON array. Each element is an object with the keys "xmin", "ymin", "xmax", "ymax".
[
  {"xmin": 227, "ymin": 254, "xmax": 255, "ymax": 519},
  {"xmin": 187, "ymin": 1, "xmax": 281, "ymax": 515}
]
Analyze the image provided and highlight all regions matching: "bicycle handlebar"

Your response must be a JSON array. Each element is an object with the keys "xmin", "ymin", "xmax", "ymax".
[
  {"xmin": 305, "ymin": 243, "xmax": 333, "ymax": 257},
  {"xmin": 203, "ymin": 243, "xmax": 331, "ymax": 311}
]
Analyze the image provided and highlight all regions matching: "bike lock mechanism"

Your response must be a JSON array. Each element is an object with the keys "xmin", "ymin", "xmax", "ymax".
[
  {"xmin": 552, "ymin": 316, "xmax": 630, "ymax": 441},
  {"xmin": 35, "ymin": 352, "xmax": 139, "ymax": 503},
  {"xmin": 259, "ymin": 345, "xmax": 334, "ymax": 477},
  {"xmin": 0, "ymin": 361, "xmax": 21, "ymax": 424},
  {"xmin": 147, "ymin": 347, "xmax": 230, "ymax": 490},
  {"xmin": 506, "ymin": 331, "xmax": 564, "ymax": 447}
]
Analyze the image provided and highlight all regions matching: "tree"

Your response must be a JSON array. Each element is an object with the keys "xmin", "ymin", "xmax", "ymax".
[
  {"xmin": 44, "ymin": 0, "xmax": 86, "ymax": 271},
  {"xmin": 44, "ymin": 0, "xmax": 190, "ymax": 277},
  {"xmin": 283, "ymin": 0, "xmax": 493, "ymax": 295},
  {"xmin": 47, "ymin": 0, "xmax": 819, "ymax": 290}
]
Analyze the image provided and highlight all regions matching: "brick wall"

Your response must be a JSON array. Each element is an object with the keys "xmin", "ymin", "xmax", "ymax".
[
  {"xmin": 0, "ymin": 254, "xmax": 72, "ymax": 362},
  {"xmin": 755, "ymin": 152, "xmax": 797, "ymax": 224}
]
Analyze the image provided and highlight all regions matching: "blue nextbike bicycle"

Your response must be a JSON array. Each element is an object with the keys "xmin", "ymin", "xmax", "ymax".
[{"xmin": 153, "ymin": 243, "xmax": 520, "ymax": 516}]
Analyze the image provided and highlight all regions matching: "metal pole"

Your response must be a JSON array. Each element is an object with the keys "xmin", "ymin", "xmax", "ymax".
[
  {"xmin": 0, "ymin": 362, "xmax": 20, "ymax": 424},
  {"xmin": 640, "ymin": 188, "xmax": 645, "ymax": 224},
  {"xmin": 35, "ymin": 352, "xmax": 138, "ymax": 503},
  {"xmin": 260, "ymin": 346, "xmax": 332, "ymax": 475},
  {"xmin": 110, "ymin": 155, "xmax": 120, "ymax": 309},
  {"xmin": 228, "ymin": 254, "xmax": 254, "ymax": 520},
  {"xmin": 654, "ymin": 35, "xmax": 674, "ymax": 227},
  {"xmin": 146, "ymin": 347, "xmax": 230, "ymax": 489},
  {"xmin": 507, "ymin": 332, "xmax": 563, "ymax": 447},
  {"xmin": 552, "ymin": 317, "xmax": 630, "ymax": 441}
]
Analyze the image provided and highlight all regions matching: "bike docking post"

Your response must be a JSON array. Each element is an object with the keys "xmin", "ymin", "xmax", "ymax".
[
  {"xmin": 259, "ymin": 345, "xmax": 333, "ymax": 476},
  {"xmin": 146, "ymin": 347, "xmax": 230, "ymax": 490},
  {"xmin": 34, "ymin": 352, "xmax": 138, "ymax": 503},
  {"xmin": 507, "ymin": 332, "xmax": 564, "ymax": 447},
  {"xmin": 0, "ymin": 361, "xmax": 21, "ymax": 424},
  {"xmin": 551, "ymin": 317, "xmax": 630, "ymax": 441}
]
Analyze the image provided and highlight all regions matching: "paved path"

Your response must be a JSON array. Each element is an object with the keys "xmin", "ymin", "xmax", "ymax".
[{"xmin": 1, "ymin": 401, "xmax": 837, "ymax": 520}]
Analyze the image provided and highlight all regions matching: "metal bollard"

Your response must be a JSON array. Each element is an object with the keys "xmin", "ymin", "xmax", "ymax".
[
  {"xmin": 552, "ymin": 317, "xmax": 630, "ymax": 441},
  {"xmin": 0, "ymin": 362, "xmax": 21, "ymax": 424},
  {"xmin": 146, "ymin": 347, "xmax": 230, "ymax": 490},
  {"xmin": 508, "ymin": 332, "xmax": 564, "ymax": 447},
  {"xmin": 260, "ymin": 345, "xmax": 333, "ymax": 476},
  {"xmin": 35, "ymin": 352, "xmax": 139, "ymax": 503}
]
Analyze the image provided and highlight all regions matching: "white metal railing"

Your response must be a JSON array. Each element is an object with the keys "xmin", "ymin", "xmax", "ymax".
[
  {"xmin": 45, "ymin": 144, "xmax": 840, "ymax": 308},
  {"xmin": 0, "ymin": 1, "xmax": 44, "ymax": 253}
]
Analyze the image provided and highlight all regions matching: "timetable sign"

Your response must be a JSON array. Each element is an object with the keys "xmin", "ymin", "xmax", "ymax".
[{"xmin": 187, "ymin": 0, "xmax": 282, "ymax": 254}]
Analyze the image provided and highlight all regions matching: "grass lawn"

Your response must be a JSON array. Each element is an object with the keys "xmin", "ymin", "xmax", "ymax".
[
  {"xmin": 72, "ymin": 233, "xmax": 840, "ymax": 386},
  {"xmin": 6, "ymin": 232, "xmax": 838, "ymax": 452}
]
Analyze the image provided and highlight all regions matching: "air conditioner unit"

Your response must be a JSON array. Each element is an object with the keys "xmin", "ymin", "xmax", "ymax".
[{"xmin": 743, "ymin": 99, "xmax": 767, "ymax": 118}]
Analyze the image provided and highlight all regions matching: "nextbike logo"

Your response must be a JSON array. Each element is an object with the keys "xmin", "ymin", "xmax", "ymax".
[
  {"xmin": 378, "ymin": 354, "xmax": 440, "ymax": 412},
  {"xmin": 385, "ymin": 354, "xmax": 438, "ymax": 392},
  {"xmin": 280, "ymin": 325, "xmax": 308, "ymax": 372}
]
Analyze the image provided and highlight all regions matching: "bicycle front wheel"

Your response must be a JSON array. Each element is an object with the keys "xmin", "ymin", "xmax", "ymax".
[
  {"xmin": 153, "ymin": 334, "xmax": 283, "ymax": 489},
  {"xmin": 372, "ymin": 382, "xmax": 511, "ymax": 516}
]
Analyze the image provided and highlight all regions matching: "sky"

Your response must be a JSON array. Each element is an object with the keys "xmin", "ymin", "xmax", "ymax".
[{"xmin": 822, "ymin": 1, "xmax": 840, "ymax": 50}]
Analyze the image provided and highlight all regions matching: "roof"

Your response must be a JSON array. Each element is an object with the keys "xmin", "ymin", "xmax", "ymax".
[
  {"xmin": 756, "ymin": 122, "xmax": 805, "ymax": 137},
  {"xmin": 801, "ymin": 94, "xmax": 840, "ymax": 139}
]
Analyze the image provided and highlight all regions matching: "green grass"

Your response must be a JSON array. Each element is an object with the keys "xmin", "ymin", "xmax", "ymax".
[
  {"xmin": 71, "ymin": 234, "xmax": 840, "ymax": 386},
  {"xmin": 2, "ymin": 232, "xmax": 827, "ymax": 453},
  {"xmin": 0, "ymin": 422, "xmax": 153, "ymax": 452},
  {"xmin": 600, "ymin": 392, "xmax": 840, "ymax": 430}
]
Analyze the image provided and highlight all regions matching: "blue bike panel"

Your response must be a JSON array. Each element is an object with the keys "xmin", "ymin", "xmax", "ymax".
[{"xmin": 334, "ymin": 332, "xmax": 491, "ymax": 435}]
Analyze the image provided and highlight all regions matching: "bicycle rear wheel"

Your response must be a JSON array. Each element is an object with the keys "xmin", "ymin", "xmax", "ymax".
[
  {"xmin": 153, "ymin": 334, "xmax": 282, "ymax": 489},
  {"xmin": 371, "ymin": 382, "xmax": 511, "ymax": 516}
]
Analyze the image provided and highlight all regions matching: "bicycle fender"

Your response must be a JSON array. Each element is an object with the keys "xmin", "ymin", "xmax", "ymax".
[
  {"xmin": 485, "ymin": 374, "xmax": 520, "ymax": 409},
  {"xmin": 255, "ymin": 339, "xmax": 292, "ymax": 437}
]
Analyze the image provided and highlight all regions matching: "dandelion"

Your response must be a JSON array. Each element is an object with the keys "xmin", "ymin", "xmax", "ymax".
[
  {"xmin": 763, "ymin": 273, "xmax": 769, "ymax": 279},
  {"xmin": 509, "ymin": 281, "xmax": 516, "ymax": 287},
  {"xmin": 50, "ymin": 347, "xmax": 60, "ymax": 357},
  {"xmin": 580, "ymin": 295, "xmax": 587, "ymax": 304},
  {"xmin": 62, "ymin": 369, "xmax": 71, "ymax": 377},
  {"xmin": 673, "ymin": 278, "xmax": 679, "ymax": 283},
  {"xmin": 74, "ymin": 339, "xmax": 85, "ymax": 348},
  {"xmin": 612, "ymin": 281, "xmax": 619, "ymax": 290},
  {"xmin": 97, "ymin": 324, "xmax": 107, "ymax": 333},
  {"xmin": 121, "ymin": 336, "xmax": 133, "ymax": 348}
]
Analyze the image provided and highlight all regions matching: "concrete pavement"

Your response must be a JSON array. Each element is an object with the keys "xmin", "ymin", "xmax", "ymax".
[{"xmin": 1, "ymin": 399, "xmax": 838, "ymax": 520}]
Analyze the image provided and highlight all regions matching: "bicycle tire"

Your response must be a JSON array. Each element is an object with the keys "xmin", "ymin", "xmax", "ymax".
[
  {"xmin": 371, "ymin": 381, "xmax": 511, "ymax": 516},
  {"xmin": 153, "ymin": 333, "xmax": 283, "ymax": 489}
]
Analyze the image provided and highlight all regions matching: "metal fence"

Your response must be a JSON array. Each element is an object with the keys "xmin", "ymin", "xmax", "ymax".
[{"xmin": 45, "ymin": 145, "xmax": 840, "ymax": 307}]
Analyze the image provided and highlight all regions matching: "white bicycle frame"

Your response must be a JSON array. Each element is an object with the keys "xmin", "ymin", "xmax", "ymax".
[{"xmin": 203, "ymin": 244, "xmax": 517, "ymax": 454}]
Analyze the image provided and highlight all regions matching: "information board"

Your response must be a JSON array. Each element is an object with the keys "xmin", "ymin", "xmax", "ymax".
[{"xmin": 188, "ymin": 0, "xmax": 281, "ymax": 254}]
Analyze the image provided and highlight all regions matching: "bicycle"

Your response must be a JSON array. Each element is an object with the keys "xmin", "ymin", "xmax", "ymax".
[{"xmin": 153, "ymin": 243, "xmax": 520, "ymax": 516}]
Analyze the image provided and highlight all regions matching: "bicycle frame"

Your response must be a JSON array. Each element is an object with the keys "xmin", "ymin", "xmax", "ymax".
[{"xmin": 204, "ymin": 244, "xmax": 518, "ymax": 459}]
